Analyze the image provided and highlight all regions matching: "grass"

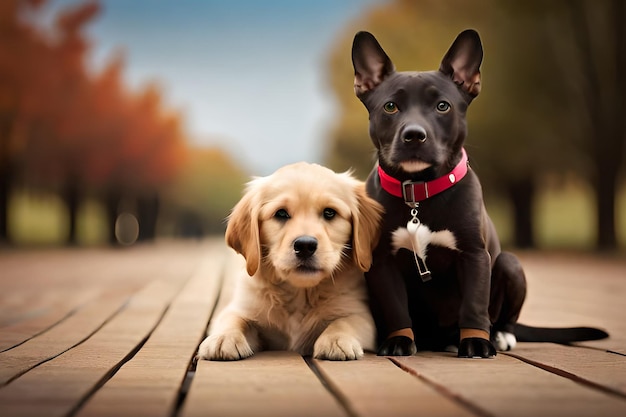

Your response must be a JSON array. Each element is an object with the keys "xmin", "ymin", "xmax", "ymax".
[
  {"xmin": 9, "ymin": 191, "xmax": 108, "ymax": 246},
  {"xmin": 487, "ymin": 178, "xmax": 625, "ymax": 250},
  {"xmin": 535, "ymin": 180, "xmax": 596, "ymax": 249}
]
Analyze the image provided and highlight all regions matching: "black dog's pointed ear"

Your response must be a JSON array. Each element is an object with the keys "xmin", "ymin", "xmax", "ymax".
[
  {"xmin": 352, "ymin": 31, "xmax": 395, "ymax": 96},
  {"xmin": 439, "ymin": 29, "xmax": 483, "ymax": 98}
]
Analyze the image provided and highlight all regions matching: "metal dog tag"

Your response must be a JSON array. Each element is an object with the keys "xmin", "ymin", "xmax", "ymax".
[{"xmin": 406, "ymin": 216, "xmax": 431, "ymax": 282}]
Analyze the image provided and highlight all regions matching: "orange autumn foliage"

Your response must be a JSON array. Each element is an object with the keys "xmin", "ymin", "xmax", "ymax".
[{"xmin": 3, "ymin": 0, "xmax": 187, "ymax": 194}]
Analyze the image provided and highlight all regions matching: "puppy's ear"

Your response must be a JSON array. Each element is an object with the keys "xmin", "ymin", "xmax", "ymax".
[
  {"xmin": 352, "ymin": 31, "xmax": 395, "ymax": 96},
  {"xmin": 225, "ymin": 185, "xmax": 261, "ymax": 276},
  {"xmin": 439, "ymin": 29, "xmax": 483, "ymax": 98},
  {"xmin": 351, "ymin": 183, "xmax": 383, "ymax": 271}
]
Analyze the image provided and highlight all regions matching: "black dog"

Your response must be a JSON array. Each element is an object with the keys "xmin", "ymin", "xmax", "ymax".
[{"xmin": 352, "ymin": 29, "xmax": 608, "ymax": 358}]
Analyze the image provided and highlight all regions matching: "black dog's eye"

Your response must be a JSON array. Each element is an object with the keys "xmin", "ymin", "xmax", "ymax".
[
  {"xmin": 383, "ymin": 101, "xmax": 398, "ymax": 114},
  {"xmin": 322, "ymin": 208, "xmax": 336, "ymax": 220},
  {"xmin": 274, "ymin": 209, "xmax": 290, "ymax": 220},
  {"xmin": 436, "ymin": 101, "xmax": 451, "ymax": 113}
]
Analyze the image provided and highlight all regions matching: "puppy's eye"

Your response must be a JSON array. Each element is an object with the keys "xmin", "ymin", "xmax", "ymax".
[
  {"xmin": 383, "ymin": 101, "xmax": 398, "ymax": 114},
  {"xmin": 274, "ymin": 209, "xmax": 290, "ymax": 220},
  {"xmin": 436, "ymin": 101, "xmax": 451, "ymax": 113},
  {"xmin": 322, "ymin": 208, "xmax": 336, "ymax": 220}
]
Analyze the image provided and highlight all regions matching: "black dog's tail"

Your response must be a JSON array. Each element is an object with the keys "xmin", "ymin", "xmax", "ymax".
[{"xmin": 514, "ymin": 323, "xmax": 609, "ymax": 344}]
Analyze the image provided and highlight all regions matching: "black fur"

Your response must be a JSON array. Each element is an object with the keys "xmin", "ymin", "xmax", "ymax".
[
  {"xmin": 458, "ymin": 338, "xmax": 497, "ymax": 358},
  {"xmin": 514, "ymin": 324, "xmax": 608, "ymax": 344},
  {"xmin": 377, "ymin": 336, "xmax": 417, "ymax": 356}
]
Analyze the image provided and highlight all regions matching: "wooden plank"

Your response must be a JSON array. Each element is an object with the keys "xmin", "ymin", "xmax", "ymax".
[
  {"xmin": 504, "ymin": 343, "xmax": 626, "ymax": 397},
  {"xmin": 0, "ymin": 244, "xmax": 193, "ymax": 340},
  {"xmin": 181, "ymin": 351, "xmax": 346, "ymax": 417},
  {"xmin": 312, "ymin": 354, "xmax": 475, "ymax": 417},
  {"xmin": 393, "ymin": 351, "xmax": 626, "ymax": 417},
  {"xmin": 0, "ymin": 291, "xmax": 129, "ymax": 385},
  {"xmin": 0, "ymin": 257, "xmax": 198, "ymax": 417},
  {"xmin": 0, "ymin": 242, "xmax": 211, "ymax": 359},
  {"xmin": 0, "ymin": 291, "xmax": 96, "ymax": 352},
  {"xmin": 0, "ymin": 259, "xmax": 103, "ymax": 328},
  {"xmin": 0, "ymin": 243, "xmax": 208, "ymax": 328},
  {"xmin": 0, "ymin": 292, "xmax": 80, "ymax": 330},
  {"xmin": 0, "ymin": 245, "xmax": 623, "ymax": 417},
  {"xmin": 518, "ymin": 253, "xmax": 626, "ymax": 354},
  {"xmin": 76, "ymin": 241, "xmax": 228, "ymax": 417},
  {"xmin": 211, "ymin": 250, "xmax": 244, "ymax": 315}
]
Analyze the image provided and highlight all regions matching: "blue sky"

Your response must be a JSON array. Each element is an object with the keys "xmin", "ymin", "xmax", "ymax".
[{"xmin": 43, "ymin": 0, "xmax": 385, "ymax": 175}]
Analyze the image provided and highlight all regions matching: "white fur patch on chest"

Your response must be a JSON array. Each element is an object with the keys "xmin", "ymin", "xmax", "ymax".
[{"xmin": 391, "ymin": 222, "xmax": 458, "ymax": 260}]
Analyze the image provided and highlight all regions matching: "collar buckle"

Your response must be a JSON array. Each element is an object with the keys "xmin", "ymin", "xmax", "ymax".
[{"xmin": 402, "ymin": 180, "xmax": 428, "ymax": 207}]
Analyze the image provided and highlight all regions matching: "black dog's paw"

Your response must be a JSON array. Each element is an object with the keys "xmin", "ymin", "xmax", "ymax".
[
  {"xmin": 377, "ymin": 336, "xmax": 417, "ymax": 356},
  {"xmin": 458, "ymin": 338, "xmax": 496, "ymax": 358}
]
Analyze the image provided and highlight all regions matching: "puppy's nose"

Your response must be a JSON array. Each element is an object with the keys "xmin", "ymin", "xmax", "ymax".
[
  {"xmin": 293, "ymin": 236, "xmax": 318, "ymax": 259},
  {"xmin": 402, "ymin": 125, "xmax": 427, "ymax": 143}
]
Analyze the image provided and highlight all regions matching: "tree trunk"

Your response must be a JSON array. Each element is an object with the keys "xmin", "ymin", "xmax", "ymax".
[
  {"xmin": 0, "ymin": 168, "xmax": 10, "ymax": 244},
  {"xmin": 507, "ymin": 178, "xmax": 536, "ymax": 249},
  {"xmin": 594, "ymin": 162, "xmax": 618, "ymax": 250},
  {"xmin": 0, "ymin": 111, "xmax": 15, "ymax": 245},
  {"xmin": 594, "ymin": 0, "xmax": 626, "ymax": 250},
  {"xmin": 569, "ymin": 0, "xmax": 624, "ymax": 250},
  {"xmin": 63, "ymin": 178, "xmax": 80, "ymax": 246},
  {"xmin": 103, "ymin": 189, "xmax": 120, "ymax": 246},
  {"xmin": 136, "ymin": 192, "xmax": 159, "ymax": 242}
]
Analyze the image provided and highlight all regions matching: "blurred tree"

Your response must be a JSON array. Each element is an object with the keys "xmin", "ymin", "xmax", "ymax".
[
  {"xmin": 324, "ymin": 0, "xmax": 625, "ymax": 249},
  {"xmin": 162, "ymin": 146, "xmax": 248, "ymax": 237},
  {"xmin": 3, "ymin": 0, "xmax": 189, "ymax": 246},
  {"xmin": 82, "ymin": 60, "xmax": 188, "ymax": 244},
  {"xmin": 118, "ymin": 85, "xmax": 187, "ymax": 242},
  {"xmin": 475, "ymin": 0, "xmax": 626, "ymax": 250},
  {"xmin": 524, "ymin": 0, "xmax": 625, "ymax": 249},
  {"xmin": 0, "ymin": 0, "xmax": 46, "ymax": 244},
  {"xmin": 19, "ymin": 0, "xmax": 100, "ymax": 245}
]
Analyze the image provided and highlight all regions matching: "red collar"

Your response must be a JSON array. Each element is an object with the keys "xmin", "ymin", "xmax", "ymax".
[{"xmin": 378, "ymin": 148, "xmax": 469, "ymax": 205}]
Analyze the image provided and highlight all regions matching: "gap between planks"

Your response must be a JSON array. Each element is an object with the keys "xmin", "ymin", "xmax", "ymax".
[{"xmin": 502, "ymin": 342, "xmax": 626, "ymax": 399}]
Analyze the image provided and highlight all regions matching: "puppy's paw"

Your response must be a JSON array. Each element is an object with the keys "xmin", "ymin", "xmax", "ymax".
[
  {"xmin": 492, "ymin": 331, "xmax": 517, "ymax": 351},
  {"xmin": 313, "ymin": 333, "xmax": 364, "ymax": 361},
  {"xmin": 458, "ymin": 337, "xmax": 496, "ymax": 358},
  {"xmin": 377, "ymin": 336, "xmax": 417, "ymax": 356},
  {"xmin": 197, "ymin": 332, "xmax": 254, "ymax": 361}
]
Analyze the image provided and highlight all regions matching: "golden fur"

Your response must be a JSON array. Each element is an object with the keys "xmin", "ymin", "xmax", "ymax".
[{"xmin": 198, "ymin": 162, "xmax": 382, "ymax": 360}]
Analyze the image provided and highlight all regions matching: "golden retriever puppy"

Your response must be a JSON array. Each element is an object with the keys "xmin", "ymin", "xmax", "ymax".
[{"xmin": 198, "ymin": 162, "xmax": 382, "ymax": 360}]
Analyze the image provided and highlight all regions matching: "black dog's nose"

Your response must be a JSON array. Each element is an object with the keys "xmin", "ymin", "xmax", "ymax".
[
  {"xmin": 402, "ymin": 125, "xmax": 427, "ymax": 143},
  {"xmin": 293, "ymin": 236, "xmax": 318, "ymax": 259}
]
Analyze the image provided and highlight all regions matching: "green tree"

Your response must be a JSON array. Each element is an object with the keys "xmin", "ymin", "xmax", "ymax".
[{"xmin": 511, "ymin": 0, "xmax": 626, "ymax": 249}]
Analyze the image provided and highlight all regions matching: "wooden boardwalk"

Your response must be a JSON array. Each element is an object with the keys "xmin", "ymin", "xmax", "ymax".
[{"xmin": 0, "ymin": 238, "xmax": 625, "ymax": 417}]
